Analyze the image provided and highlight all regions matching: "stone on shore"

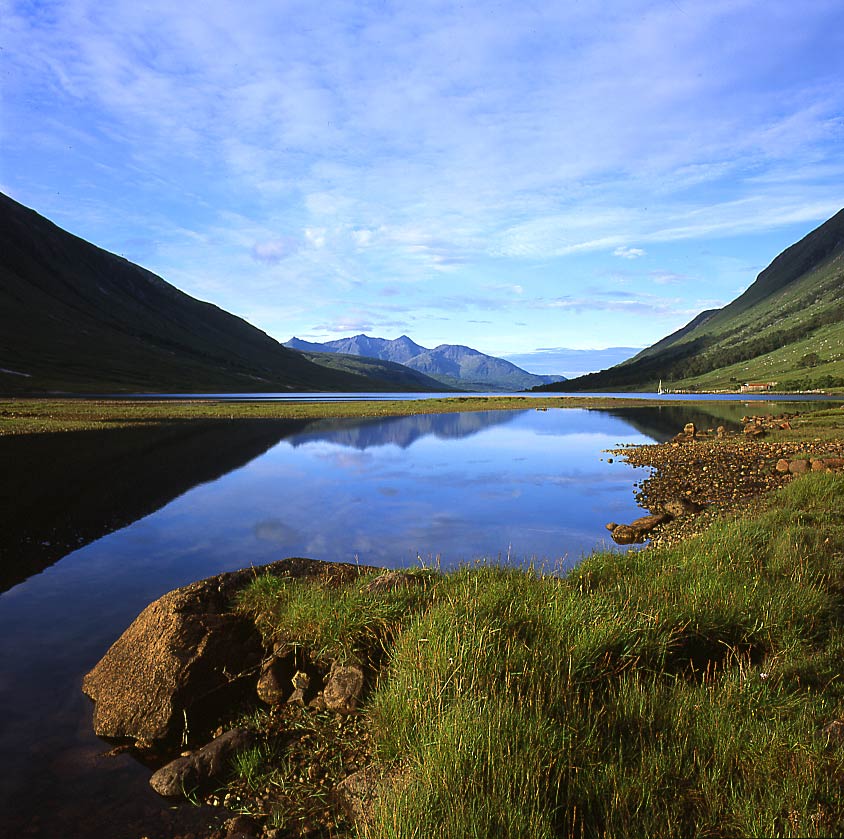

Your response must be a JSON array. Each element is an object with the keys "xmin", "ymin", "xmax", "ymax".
[
  {"xmin": 324, "ymin": 664, "xmax": 365, "ymax": 714},
  {"xmin": 82, "ymin": 569, "xmax": 263, "ymax": 744},
  {"xmin": 149, "ymin": 727, "xmax": 256, "ymax": 797},
  {"xmin": 82, "ymin": 557, "xmax": 371, "ymax": 745},
  {"xmin": 608, "ymin": 512, "xmax": 673, "ymax": 545}
]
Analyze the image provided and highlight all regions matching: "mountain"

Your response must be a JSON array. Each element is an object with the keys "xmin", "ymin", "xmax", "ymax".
[
  {"xmin": 537, "ymin": 209, "xmax": 844, "ymax": 392},
  {"xmin": 0, "ymin": 193, "xmax": 402, "ymax": 394},
  {"xmin": 286, "ymin": 335, "xmax": 566, "ymax": 391},
  {"xmin": 290, "ymin": 350, "xmax": 455, "ymax": 391},
  {"xmin": 289, "ymin": 334, "xmax": 427, "ymax": 365}
]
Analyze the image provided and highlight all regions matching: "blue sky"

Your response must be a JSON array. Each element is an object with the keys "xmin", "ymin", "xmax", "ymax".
[{"xmin": 2, "ymin": 0, "xmax": 843, "ymax": 374}]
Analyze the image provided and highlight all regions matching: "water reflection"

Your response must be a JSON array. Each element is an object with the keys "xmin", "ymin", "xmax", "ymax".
[
  {"xmin": 289, "ymin": 410, "xmax": 524, "ymax": 449},
  {"xmin": 0, "ymin": 419, "xmax": 314, "ymax": 592}
]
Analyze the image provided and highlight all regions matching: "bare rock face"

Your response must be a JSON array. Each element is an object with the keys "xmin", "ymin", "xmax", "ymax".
[{"xmin": 82, "ymin": 569, "xmax": 262, "ymax": 743}]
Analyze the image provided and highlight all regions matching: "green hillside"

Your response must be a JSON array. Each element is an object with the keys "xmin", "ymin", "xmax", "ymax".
[
  {"xmin": 539, "ymin": 209, "xmax": 844, "ymax": 393},
  {"xmin": 0, "ymin": 193, "xmax": 393, "ymax": 394},
  {"xmin": 294, "ymin": 351, "xmax": 456, "ymax": 392}
]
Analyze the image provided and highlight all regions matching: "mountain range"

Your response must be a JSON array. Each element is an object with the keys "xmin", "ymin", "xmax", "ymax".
[
  {"xmin": 0, "ymin": 193, "xmax": 441, "ymax": 394},
  {"xmin": 538, "ymin": 208, "xmax": 844, "ymax": 393},
  {"xmin": 285, "ymin": 335, "xmax": 566, "ymax": 392}
]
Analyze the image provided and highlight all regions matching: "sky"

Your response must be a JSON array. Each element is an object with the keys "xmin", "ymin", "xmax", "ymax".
[{"xmin": 2, "ymin": 0, "xmax": 843, "ymax": 375}]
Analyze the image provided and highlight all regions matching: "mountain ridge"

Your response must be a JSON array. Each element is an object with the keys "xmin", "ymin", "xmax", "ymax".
[{"xmin": 285, "ymin": 334, "xmax": 566, "ymax": 392}]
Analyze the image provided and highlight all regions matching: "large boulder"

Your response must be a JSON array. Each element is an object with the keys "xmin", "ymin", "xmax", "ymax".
[
  {"xmin": 83, "ymin": 557, "xmax": 372, "ymax": 745},
  {"xmin": 82, "ymin": 569, "xmax": 263, "ymax": 744}
]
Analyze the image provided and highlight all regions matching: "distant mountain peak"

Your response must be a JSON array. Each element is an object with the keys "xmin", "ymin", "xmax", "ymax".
[{"xmin": 284, "ymin": 334, "xmax": 566, "ymax": 392}]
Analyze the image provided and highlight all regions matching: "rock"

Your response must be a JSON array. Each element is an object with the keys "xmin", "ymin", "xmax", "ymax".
[
  {"xmin": 324, "ymin": 665, "xmax": 365, "ymax": 714},
  {"xmin": 662, "ymin": 497, "xmax": 704, "ymax": 517},
  {"xmin": 287, "ymin": 670, "xmax": 312, "ymax": 705},
  {"xmin": 149, "ymin": 755, "xmax": 198, "ymax": 797},
  {"xmin": 789, "ymin": 459, "xmax": 811, "ymax": 474},
  {"xmin": 256, "ymin": 656, "xmax": 296, "ymax": 705},
  {"xmin": 683, "ymin": 422, "xmax": 697, "ymax": 437},
  {"xmin": 812, "ymin": 459, "xmax": 827, "ymax": 472},
  {"xmin": 716, "ymin": 426, "xmax": 727, "ymax": 438},
  {"xmin": 823, "ymin": 720, "xmax": 844, "ymax": 744},
  {"xmin": 82, "ymin": 570, "xmax": 263, "ymax": 743},
  {"xmin": 610, "ymin": 512, "xmax": 673, "ymax": 545},
  {"xmin": 775, "ymin": 459, "xmax": 790, "ymax": 473},
  {"xmin": 334, "ymin": 765, "xmax": 387, "ymax": 827},
  {"xmin": 83, "ymin": 558, "xmax": 373, "ymax": 744},
  {"xmin": 149, "ymin": 728, "xmax": 256, "ymax": 797},
  {"xmin": 605, "ymin": 522, "xmax": 618, "ymax": 532},
  {"xmin": 364, "ymin": 570, "xmax": 426, "ymax": 594},
  {"xmin": 308, "ymin": 693, "xmax": 327, "ymax": 712},
  {"xmin": 224, "ymin": 815, "xmax": 260, "ymax": 838},
  {"xmin": 609, "ymin": 524, "xmax": 638, "ymax": 544}
]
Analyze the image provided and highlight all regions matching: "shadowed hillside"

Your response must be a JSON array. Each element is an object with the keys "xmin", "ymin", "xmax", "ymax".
[{"xmin": 0, "ymin": 193, "xmax": 399, "ymax": 394}]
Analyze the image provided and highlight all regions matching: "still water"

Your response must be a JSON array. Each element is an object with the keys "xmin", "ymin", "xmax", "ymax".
[{"xmin": 0, "ymin": 402, "xmax": 819, "ymax": 836}]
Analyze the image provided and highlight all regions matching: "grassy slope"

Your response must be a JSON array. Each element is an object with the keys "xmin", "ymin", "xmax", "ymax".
[
  {"xmin": 649, "ymin": 246, "xmax": 844, "ymax": 391},
  {"xmin": 0, "ymin": 193, "xmax": 388, "ymax": 394},
  {"xmin": 542, "ymin": 210, "xmax": 844, "ymax": 393}
]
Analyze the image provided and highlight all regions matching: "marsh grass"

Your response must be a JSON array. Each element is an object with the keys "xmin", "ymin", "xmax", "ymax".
[
  {"xmin": 0, "ymin": 396, "xmax": 662, "ymax": 436},
  {"xmin": 235, "ymin": 472, "xmax": 844, "ymax": 838},
  {"xmin": 238, "ymin": 569, "xmax": 437, "ymax": 665}
]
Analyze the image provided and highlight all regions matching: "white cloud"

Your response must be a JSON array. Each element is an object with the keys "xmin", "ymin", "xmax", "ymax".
[
  {"xmin": 613, "ymin": 246, "xmax": 646, "ymax": 259},
  {"xmin": 251, "ymin": 238, "xmax": 296, "ymax": 263}
]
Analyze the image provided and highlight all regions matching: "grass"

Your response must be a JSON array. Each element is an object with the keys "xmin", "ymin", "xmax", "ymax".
[
  {"xmin": 237, "ymin": 568, "xmax": 437, "ymax": 666},
  {"xmin": 232, "ymin": 470, "xmax": 844, "ymax": 838}
]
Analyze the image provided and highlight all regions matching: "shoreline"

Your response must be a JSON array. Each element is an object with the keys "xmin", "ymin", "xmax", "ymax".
[{"xmin": 2, "ymin": 392, "xmax": 842, "ymax": 437}]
